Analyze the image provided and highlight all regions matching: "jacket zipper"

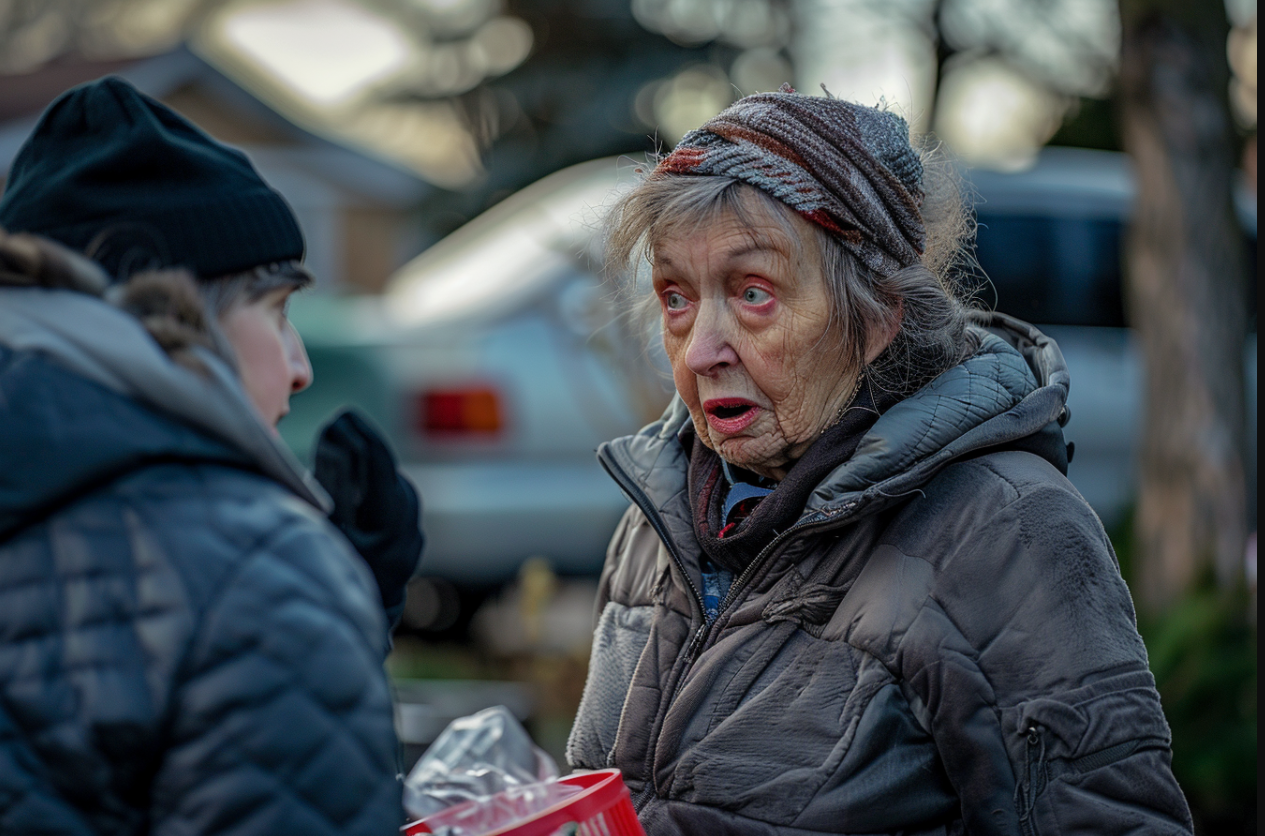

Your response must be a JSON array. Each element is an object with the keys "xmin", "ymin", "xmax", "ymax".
[
  {"xmin": 1016, "ymin": 723, "xmax": 1044, "ymax": 836},
  {"xmin": 711, "ymin": 502, "xmax": 858, "ymax": 628},
  {"xmin": 597, "ymin": 449, "xmax": 707, "ymax": 812},
  {"xmin": 1013, "ymin": 724, "xmax": 1165, "ymax": 834},
  {"xmin": 666, "ymin": 501, "xmax": 860, "ymax": 709},
  {"xmin": 600, "ymin": 447, "xmax": 865, "ymax": 810},
  {"xmin": 636, "ymin": 504, "xmax": 862, "ymax": 808},
  {"xmin": 597, "ymin": 451, "xmax": 707, "ymax": 618}
]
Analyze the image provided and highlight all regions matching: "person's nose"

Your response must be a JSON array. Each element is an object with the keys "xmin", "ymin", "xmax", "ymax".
[
  {"xmin": 683, "ymin": 300, "xmax": 739, "ymax": 377},
  {"xmin": 286, "ymin": 321, "xmax": 313, "ymax": 394}
]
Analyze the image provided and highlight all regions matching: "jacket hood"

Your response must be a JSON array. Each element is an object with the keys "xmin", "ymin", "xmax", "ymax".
[
  {"xmin": 601, "ymin": 311, "xmax": 1071, "ymax": 528},
  {"xmin": 0, "ymin": 287, "xmax": 330, "ymax": 541}
]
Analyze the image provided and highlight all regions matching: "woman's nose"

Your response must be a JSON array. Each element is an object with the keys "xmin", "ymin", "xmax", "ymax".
[
  {"xmin": 286, "ymin": 321, "xmax": 313, "ymax": 394},
  {"xmin": 683, "ymin": 303, "xmax": 739, "ymax": 376}
]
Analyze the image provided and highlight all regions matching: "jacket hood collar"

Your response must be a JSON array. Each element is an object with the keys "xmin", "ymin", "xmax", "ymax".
[
  {"xmin": 0, "ymin": 288, "xmax": 331, "ymax": 529},
  {"xmin": 602, "ymin": 312, "xmax": 1070, "ymax": 524}
]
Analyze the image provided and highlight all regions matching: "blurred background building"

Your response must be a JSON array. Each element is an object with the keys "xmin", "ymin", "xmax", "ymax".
[
  {"xmin": 4, "ymin": 0, "xmax": 1252, "ymax": 256},
  {"xmin": 0, "ymin": 0, "xmax": 1256, "ymax": 831}
]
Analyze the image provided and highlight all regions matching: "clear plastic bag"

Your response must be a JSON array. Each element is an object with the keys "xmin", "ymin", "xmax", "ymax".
[
  {"xmin": 403, "ymin": 705, "xmax": 577, "ymax": 834},
  {"xmin": 414, "ymin": 781, "xmax": 584, "ymax": 836}
]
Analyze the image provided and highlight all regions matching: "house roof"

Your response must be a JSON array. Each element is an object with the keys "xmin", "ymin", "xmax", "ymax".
[{"xmin": 0, "ymin": 47, "xmax": 430, "ymax": 207}]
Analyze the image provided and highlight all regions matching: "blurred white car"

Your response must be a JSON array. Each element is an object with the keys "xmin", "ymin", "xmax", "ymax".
[
  {"xmin": 282, "ymin": 148, "xmax": 1257, "ymax": 600},
  {"xmin": 283, "ymin": 158, "xmax": 673, "ymax": 594}
]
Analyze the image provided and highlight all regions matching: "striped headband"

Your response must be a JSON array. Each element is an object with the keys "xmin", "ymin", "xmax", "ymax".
[{"xmin": 654, "ymin": 84, "xmax": 926, "ymax": 275}]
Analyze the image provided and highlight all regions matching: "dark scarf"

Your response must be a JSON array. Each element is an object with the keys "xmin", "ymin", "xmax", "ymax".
[{"xmin": 686, "ymin": 379, "xmax": 899, "ymax": 573}]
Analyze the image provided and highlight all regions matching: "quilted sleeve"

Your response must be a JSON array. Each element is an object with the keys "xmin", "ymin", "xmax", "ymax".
[
  {"xmin": 149, "ymin": 517, "xmax": 402, "ymax": 836},
  {"xmin": 595, "ymin": 505, "xmax": 641, "ymax": 618},
  {"xmin": 895, "ymin": 453, "xmax": 1194, "ymax": 835}
]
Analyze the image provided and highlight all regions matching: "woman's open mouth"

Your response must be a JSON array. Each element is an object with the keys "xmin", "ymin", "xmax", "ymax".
[{"xmin": 703, "ymin": 398, "xmax": 760, "ymax": 433}]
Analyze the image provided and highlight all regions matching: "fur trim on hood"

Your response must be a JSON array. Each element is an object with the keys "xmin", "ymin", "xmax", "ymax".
[
  {"xmin": 0, "ymin": 228, "xmax": 330, "ymax": 513},
  {"xmin": 0, "ymin": 229, "xmax": 229, "ymax": 374}
]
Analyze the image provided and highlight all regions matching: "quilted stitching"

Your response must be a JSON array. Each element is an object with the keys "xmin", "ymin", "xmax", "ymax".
[{"xmin": 0, "ymin": 463, "xmax": 400, "ymax": 836}]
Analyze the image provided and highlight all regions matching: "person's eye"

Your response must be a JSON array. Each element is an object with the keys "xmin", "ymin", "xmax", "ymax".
[
  {"xmin": 742, "ymin": 286, "xmax": 773, "ymax": 305},
  {"xmin": 663, "ymin": 291, "xmax": 689, "ymax": 311}
]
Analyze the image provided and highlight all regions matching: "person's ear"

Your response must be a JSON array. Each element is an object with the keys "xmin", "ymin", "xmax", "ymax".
[{"xmin": 865, "ymin": 298, "xmax": 903, "ymax": 364}]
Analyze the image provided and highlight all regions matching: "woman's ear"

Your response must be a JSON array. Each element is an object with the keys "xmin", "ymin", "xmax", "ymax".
[{"xmin": 865, "ymin": 298, "xmax": 903, "ymax": 364}]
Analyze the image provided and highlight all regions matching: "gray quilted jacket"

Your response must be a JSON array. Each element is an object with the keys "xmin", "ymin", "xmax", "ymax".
[
  {"xmin": 567, "ymin": 313, "xmax": 1193, "ymax": 836},
  {"xmin": 0, "ymin": 288, "xmax": 401, "ymax": 835}
]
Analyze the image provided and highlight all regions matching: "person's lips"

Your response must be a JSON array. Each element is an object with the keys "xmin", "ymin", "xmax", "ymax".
[{"xmin": 703, "ymin": 398, "xmax": 761, "ymax": 434}]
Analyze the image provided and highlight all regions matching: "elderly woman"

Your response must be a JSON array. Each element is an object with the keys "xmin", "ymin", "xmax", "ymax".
[{"xmin": 566, "ymin": 87, "xmax": 1192, "ymax": 835}]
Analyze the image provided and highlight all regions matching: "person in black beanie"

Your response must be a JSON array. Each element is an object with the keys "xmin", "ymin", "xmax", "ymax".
[{"xmin": 0, "ymin": 77, "xmax": 422, "ymax": 835}]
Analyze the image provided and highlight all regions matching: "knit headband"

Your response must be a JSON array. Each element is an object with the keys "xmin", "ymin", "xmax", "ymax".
[{"xmin": 654, "ymin": 84, "xmax": 926, "ymax": 275}]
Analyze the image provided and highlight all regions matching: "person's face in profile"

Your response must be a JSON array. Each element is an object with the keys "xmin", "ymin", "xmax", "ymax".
[{"xmin": 218, "ymin": 285, "xmax": 313, "ymax": 427}]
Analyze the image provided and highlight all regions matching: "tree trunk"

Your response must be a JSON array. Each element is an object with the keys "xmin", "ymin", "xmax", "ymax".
[{"xmin": 1118, "ymin": 1, "xmax": 1249, "ymax": 613}]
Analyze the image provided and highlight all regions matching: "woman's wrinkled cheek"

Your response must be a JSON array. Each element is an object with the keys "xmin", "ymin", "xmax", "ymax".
[{"xmin": 748, "ymin": 342, "xmax": 802, "ymax": 430}]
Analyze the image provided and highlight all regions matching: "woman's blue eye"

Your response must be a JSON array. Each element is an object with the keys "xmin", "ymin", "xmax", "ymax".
[
  {"xmin": 743, "ymin": 287, "xmax": 772, "ymax": 304},
  {"xmin": 665, "ymin": 292, "xmax": 688, "ymax": 310}
]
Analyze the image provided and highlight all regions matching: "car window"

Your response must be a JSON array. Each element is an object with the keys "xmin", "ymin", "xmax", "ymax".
[
  {"xmin": 975, "ymin": 213, "xmax": 1127, "ymax": 328},
  {"xmin": 976, "ymin": 212, "xmax": 1258, "ymax": 330}
]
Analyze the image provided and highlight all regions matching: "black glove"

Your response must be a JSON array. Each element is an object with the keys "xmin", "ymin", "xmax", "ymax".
[{"xmin": 314, "ymin": 410, "xmax": 423, "ymax": 627}]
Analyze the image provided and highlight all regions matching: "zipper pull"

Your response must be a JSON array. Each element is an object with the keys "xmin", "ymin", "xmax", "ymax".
[
  {"xmin": 1025, "ymin": 724, "xmax": 1041, "ymax": 748},
  {"xmin": 685, "ymin": 623, "xmax": 707, "ymax": 661},
  {"xmin": 1019, "ymin": 723, "xmax": 1047, "ymax": 819}
]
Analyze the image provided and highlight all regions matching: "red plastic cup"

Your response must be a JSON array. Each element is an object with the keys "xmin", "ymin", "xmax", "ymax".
[{"xmin": 402, "ymin": 769, "xmax": 645, "ymax": 836}]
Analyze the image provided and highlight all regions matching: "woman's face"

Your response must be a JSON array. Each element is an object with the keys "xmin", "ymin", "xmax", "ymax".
[
  {"xmin": 218, "ymin": 286, "xmax": 313, "ymax": 428},
  {"xmin": 653, "ymin": 207, "xmax": 872, "ymax": 480}
]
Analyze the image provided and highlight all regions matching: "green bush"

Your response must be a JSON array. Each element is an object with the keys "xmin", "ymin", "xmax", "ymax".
[
  {"xmin": 1112, "ymin": 516, "xmax": 1258, "ymax": 833},
  {"xmin": 1139, "ymin": 578, "xmax": 1257, "ymax": 834}
]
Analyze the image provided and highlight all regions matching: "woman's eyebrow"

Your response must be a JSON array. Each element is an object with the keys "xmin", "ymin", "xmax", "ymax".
[
  {"xmin": 656, "ymin": 240, "xmax": 785, "ymax": 271},
  {"xmin": 724, "ymin": 240, "xmax": 782, "ymax": 262}
]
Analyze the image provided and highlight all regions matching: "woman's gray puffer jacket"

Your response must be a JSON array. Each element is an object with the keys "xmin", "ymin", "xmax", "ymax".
[
  {"xmin": 567, "ymin": 313, "xmax": 1193, "ymax": 836},
  {"xmin": 0, "ymin": 268, "xmax": 401, "ymax": 833}
]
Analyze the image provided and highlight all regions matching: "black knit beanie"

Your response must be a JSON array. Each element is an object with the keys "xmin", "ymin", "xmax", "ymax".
[{"xmin": 0, "ymin": 76, "xmax": 304, "ymax": 281}]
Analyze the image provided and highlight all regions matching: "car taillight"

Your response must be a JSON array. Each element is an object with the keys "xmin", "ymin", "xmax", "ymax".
[{"xmin": 419, "ymin": 386, "xmax": 503, "ymax": 436}]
